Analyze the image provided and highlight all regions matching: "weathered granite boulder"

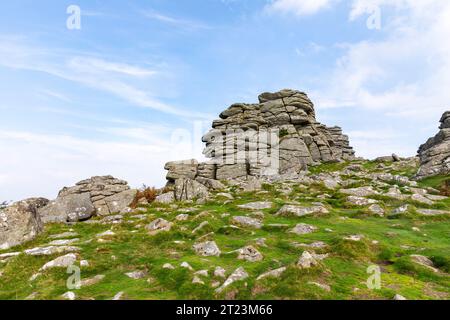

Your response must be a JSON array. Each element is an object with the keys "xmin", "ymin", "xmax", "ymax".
[
  {"xmin": 163, "ymin": 89, "xmax": 355, "ymax": 185},
  {"xmin": 38, "ymin": 176, "xmax": 137, "ymax": 223},
  {"xmin": 39, "ymin": 193, "xmax": 95, "ymax": 223},
  {"xmin": 174, "ymin": 178, "xmax": 209, "ymax": 201},
  {"xmin": 0, "ymin": 198, "xmax": 48, "ymax": 250},
  {"xmin": 416, "ymin": 111, "xmax": 450, "ymax": 179}
]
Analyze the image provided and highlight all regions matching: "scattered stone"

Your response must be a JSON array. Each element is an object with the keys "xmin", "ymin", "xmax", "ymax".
[
  {"xmin": 125, "ymin": 270, "xmax": 148, "ymax": 279},
  {"xmin": 347, "ymin": 196, "xmax": 378, "ymax": 206},
  {"xmin": 176, "ymin": 214, "xmax": 189, "ymax": 221},
  {"xmin": 216, "ymin": 193, "xmax": 234, "ymax": 200},
  {"xmin": 411, "ymin": 194, "xmax": 434, "ymax": 205},
  {"xmin": 410, "ymin": 255, "xmax": 439, "ymax": 272},
  {"xmin": 112, "ymin": 292, "xmax": 125, "ymax": 300},
  {"xmin": 163, "ymin": 263, "xmax": 175, "ymax": 270},
  {"xmin": 416, "ymin": 209, "xmax": 449, "ymax": 216},
  {"xmin": 340, "ymin": 186, "xmax": 378, "ymax": 197},
  {"xmin": 192, "ymin": 276, "xmax": 205, "ymax": 285},
  {"xmin": 146, "ymin": 218, "xmax": 173, "ymax": 235},
  {"xmin": 80, "ymin": 275, "xmax": 105, "ymax": 287},
  {"xmin": 238, "ymin": 202, "xmax": 273, "ymax": 210},
  {"xmin": 181, "ymin": 262, "xmax": 194, "ymax": 271},
  {"xmin": 308, "ymin": 281, "xmax": 331, "ymax": 292},
  {"xmin": 391, "ymin": 205, "xmax": 410, "ymax": 216},
  {"xmin": 214, "ymin": 267, "xmax": 227, "ymax": 278},
  {"xmin": 39, "ymin": 253, "xmax": 77, "ymax": 271},
  {"xmin": 192, "ymin": 221, "xmax": 209, "ymax": 234},
  {"xmin": 62, "ymin": 291, "xmax": 76, "ymax": 300},
  {"xmin": 24, "ymin": 246, "xmax": 80, "ymax": 256},
  {"xmin": 154, "ymin": 192, "xmax": 175, "ymax": 204},
  {"xmin": 237, "ymin": 246, "xmax": 263, "ymax": 262},
  {"xmin": 0, "ymin": 198, "xmax": 47, "ymax": 250},
  {"xmin": 344, "ymin": 235, "xmax": 364, "ymax": 242},
  {"xmin": 257, "ymin": 267, "xmax": 286, "ymax": 281},
  {"xmin": 368, "ymin": 204, "xmax": 385, "ymax": 216},
  {"xmin": 193, "ymin": 241, "xmax": 221, "ymax": 257},
  {"xmin": 80, "ymin": 260, "xmax": 89, "ymax": 267},
  {"xmin": 231, "ymin": 216, "xmax": 262, "ymax": 229},
  {"xmin": 215, "ymin": 267, "xmax": 249, "ymax": 293},
  {"xmin": 48, "ymin": 238, "xmax": 80, "ymax": 246},
  {"xmin": 49, "ymin": 232, "xmax": 78, "ymax": 239},
  {"xmin": 393, "ymin": 294, "xmax": 407, "ymax": 300},
  {"xmin": 174, "ymin": 178, "xmax": 209, "ymax": 202},
  {"xmin": 96, "ymin": 230, "xmax": 115, "ymax": 238},
  {"xmin": 276, "ymin": 204, "xmax": 328, "ymax": 217},
  {"xmin": 297, "ymin": 251, "xmax": 323, "ymax": 269},
  {"xmin": 290, "ymin": 223, "xmax": 317, "ymax": 235}
]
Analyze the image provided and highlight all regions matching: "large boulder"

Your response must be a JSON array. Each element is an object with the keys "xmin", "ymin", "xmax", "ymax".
[
  {"xmin": 0, "ymin": 198, "xmax": 48, "ymax": 250},
  {"xmin": 416, "ymin": 111, "xmax": 450, "ymax": 179},
  {"xmin": 39, "ymin": 193, "xmax": 95, "ymax": 223},
  {"xmin": 38, "ymin": 176, "xmax": 136, "ymax": 223},
  {"xmin": 174, "ymin": 178, "xmax": 209, "ymax": 201}
]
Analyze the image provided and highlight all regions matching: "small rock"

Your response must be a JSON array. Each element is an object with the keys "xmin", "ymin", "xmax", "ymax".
[
  {"xmin": 290, "ymin": 223, "xmax": 317, "ymax": 235},
  {"xmin": 410, "ymin": 255, "xmax": 439, "ymax": 272},
  {"xmin": 62, "ymin": 291, "xmax": 76, "ymax": 300},
  {"xmin": 175, "ymin": 214, "xmax": 189, "ymax": 221},
  {"xmin": 215, "ymin": 267, "xmax": 248, "ymax": 293},
  {"xmin": 214, "ymin": 267, "xmax": 227, "ymax": 278},
  {"xmin": 308, "ymin": 281, "xmax": 331, "ymax": 292},
  {"xmin": 276, "ymin": 204, "xmax": 328, "ymax": 217},
  {"xmin": 257, "ymin": 267, "xmax": 286, "ymax": 281},
  {"xmin": 96, "ymin": 230, "xmax": 115, "ymax": 238},
  {"xmin": 40, "ymin": 253, "xmax": 77, "ymax": 271},
  {"xmin": 80, "ymin": 274, "xmax": 105, "ymax": 287},
  {"xmin": 193, "ymin": 241, "xmax": 221, "ymax": 257},
  {"xmin": 237, "ymin": 246, "xmax": 263, "ymax": 262},
  {"xmin": 231, "ymin": 216, "xmax": 262, "ymax": 229},
  {"xmin": 237, "ymin": 202, "xmax": 273, "ymax": 210},
  {"xmin": 112, "ymin": 292, "xmax": 125, "ymax": 300},
  {"xmin": 146, "ymin": 218, "xmax": 173, "ymax": 235},
  {"xmin": 368, "ymin": 204, "xmax": 385, "ymax": 216},
  {"xmin": 125, "ymin": 270, "xmax": 148, "ymax": 279},
  {"xmin": 393, "ymin": 294, "xmax": 407, "ymax": 300},
  {"xmin": 344, "ymin": 234, "xmax": 364, "ymax": 242},
  {"xmin": 180, "ymin": 262, "xmax": 194, "ymax": 270},
  {"xmin": 163, "ymin": 263, "xmax": 175, "ymax": 270},
  {"xmin": 192, "ymin": 276, "xmax": 205, "ymax": 285},
  {"xmin": 411, "ymin": 194, "xmax": 434, "ymax": 205},
  {"xmin": 192, "ymin": 221, "xmax": 209, "ymax": 234},
  {"xmin": 347, "ymin": 196, "xmax": 378, "ymax": 206}
]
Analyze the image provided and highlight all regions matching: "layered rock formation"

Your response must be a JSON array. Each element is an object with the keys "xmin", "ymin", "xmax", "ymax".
[
  {"xmin": 164, "ymin": 89, "xmax": 355, "ymax": 185},
  {"xmin": 39, "ymin": 176, "xmax": 137, "ymax": 223},
  {"xmin": 0, "ymin": 198, "xmax": 48, "ymax": 250},
  {"xmin": 416, "ymin": 111, "xmax": 450, "ymax": 179}
]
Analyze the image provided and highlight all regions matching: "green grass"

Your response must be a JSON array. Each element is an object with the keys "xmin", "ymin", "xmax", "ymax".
[{"xmin": 0, "ymin": 160, "xmax": 449, "ymax": 300}]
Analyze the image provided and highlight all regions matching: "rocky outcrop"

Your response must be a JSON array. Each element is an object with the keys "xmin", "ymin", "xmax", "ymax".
[
  {"xmin": 163, "ymin": 89, "xmax": 355, "ymax": 186},
  {"xmin": 0, "ymin": 198, "xmax": 48, "ymax": 250},
  {"xmin": 416, "ymin": 111, "xmax": 450, "ymax": 179},
  {"xmin": 39, "ymin": 176, "xmax": 137, "ymax": 223}
]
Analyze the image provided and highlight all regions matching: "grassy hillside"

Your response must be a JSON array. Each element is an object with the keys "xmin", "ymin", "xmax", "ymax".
[{"xmin": 0, "ymin": 159, "xmax": 449, "ymax": 300}]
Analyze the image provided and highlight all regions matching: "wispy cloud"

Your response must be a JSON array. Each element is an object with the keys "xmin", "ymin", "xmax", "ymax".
[
  {"xmin": 0, "ymin": 36, "xmax": 212, "ymax": 119},
  {"xmin": 265, "ymin": 0, "xmax": 339, "ymax": 16},
  {"xmin": 141, "ymin": 9, "xmax": 211, "ymax": 30}
]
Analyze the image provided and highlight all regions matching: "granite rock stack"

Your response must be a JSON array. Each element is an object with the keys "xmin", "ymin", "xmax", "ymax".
[
  {"xmin": 164, "ymin": 89, "xmax": 355, "ymax": 184},
  {"xmin": 416, "ymin": 111, "xmax": 450, "ymax": 179}
]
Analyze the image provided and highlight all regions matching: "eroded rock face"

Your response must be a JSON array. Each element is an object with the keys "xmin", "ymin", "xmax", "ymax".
[
  {"xmin": 163, "ymin": 89, "xmax": 355, "ymax": 184},
  {"xmin": 0, "ymin": 198, "xmax": 48, "ymax": 250},
  {"xmin": 38, "ymin": 176, "xmax": 136, "ymax": 223},
  {"xmin": 416, "ymin": 111, "xmax": 450, "ymax": 179}
]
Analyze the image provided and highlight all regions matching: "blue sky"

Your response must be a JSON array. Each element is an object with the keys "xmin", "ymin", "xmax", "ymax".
[{"xmin": 1, "ymin": 0, "xmax": 450, "ymax": 200}]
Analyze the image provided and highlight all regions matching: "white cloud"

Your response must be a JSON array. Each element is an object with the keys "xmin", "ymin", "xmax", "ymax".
[
  {"xmin": 0, "ymin": 127, "xmax": 205, "ymax": 201},
  {"xmin": 141, "ymin": 10, "xmax": 210, "ymax": 30},
  {"xmin": 317, "ymin": 0, "xmax": 450, "ymax": 121},
  {"xmin": 0, "ymin": 37, "xmax": 212, "ymax": 119},
  {"xmin": 266, "ymin": 0, "xmax": 338, "ymax": 16}
]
